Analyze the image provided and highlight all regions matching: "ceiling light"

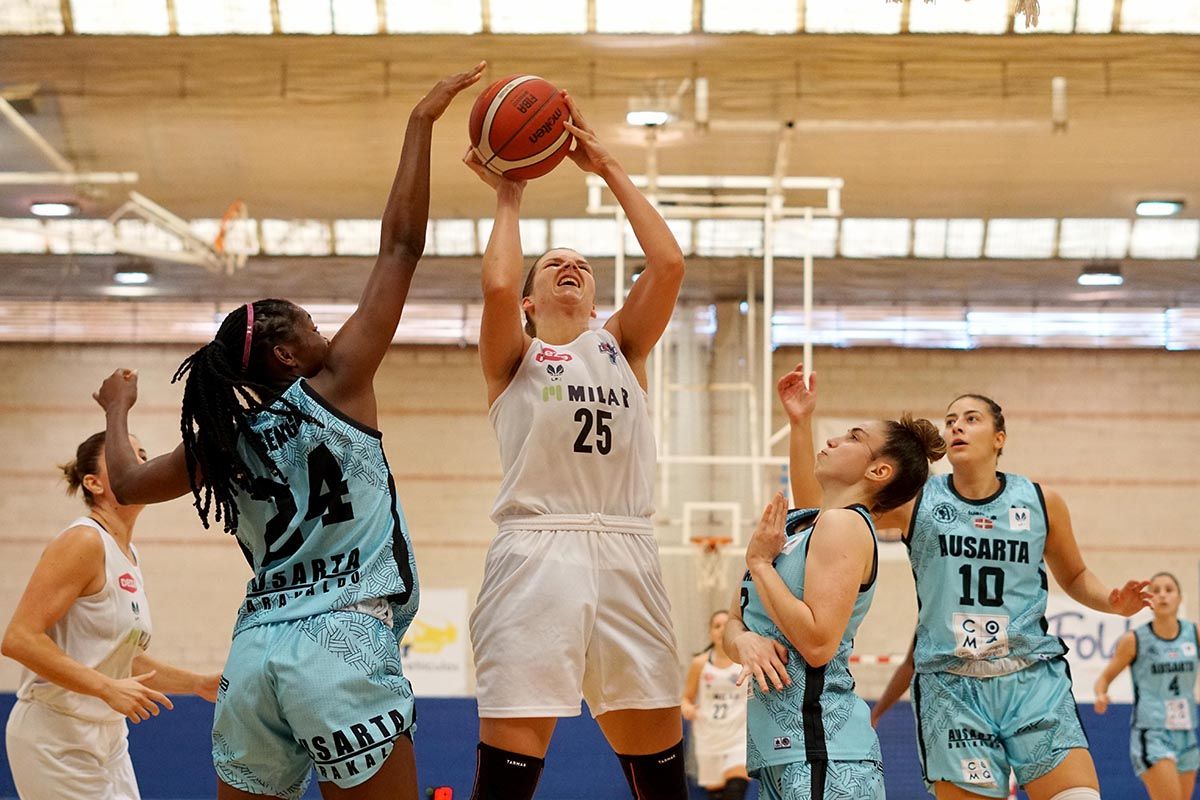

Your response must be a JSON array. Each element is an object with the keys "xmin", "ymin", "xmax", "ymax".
[
  {"xmin": 1135, "ymin": 200, "xmax": 1185, "ymax": 217},
  {"xmin": 30, "ymin": 201, "xmax": 77, "ymax": 217},
  {"xmin": 625, "ymin": 110, "xmax": 672, "ymax": 127},
  {"xmin": 114, "ymin": 265, "xmax": 153, "ymax": 285},
  {"xmin": 1077, "ymin": 263, "xmax": 1123, "ymax": 286}
]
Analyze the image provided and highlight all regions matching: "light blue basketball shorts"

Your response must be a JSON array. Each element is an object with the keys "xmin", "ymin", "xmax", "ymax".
[
  {"xmin": 912, "ymin": 658, "xmax": 1088, "ymax": 798},
  {"xmin": 1130, "ymin": 727, "xmax": 1200, "ymax": 777},
  {"xmin": 212, "ymin": 610, "xmax": 415, "ymax": 799},
  {"xmin": 754, "ymin": 759, "xmax": 886, "ymax": 800}
]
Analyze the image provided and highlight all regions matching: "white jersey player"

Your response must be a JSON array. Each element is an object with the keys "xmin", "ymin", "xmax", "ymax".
[
  {"xmin": 464, "ymin": 91, "xmax": 688, "ymax": 800},
  {"xmin": 683, "ymin": 611, "xmax": 750, "ymax": 800},
  {"xmin": 3, "ymin": 431, "xmax": 219, "ymax": 800}
]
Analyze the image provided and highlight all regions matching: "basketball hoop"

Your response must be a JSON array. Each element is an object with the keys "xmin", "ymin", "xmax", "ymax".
[{"xmin": 691, "ymin": 536, "xmax": 733, "ymax": 593}]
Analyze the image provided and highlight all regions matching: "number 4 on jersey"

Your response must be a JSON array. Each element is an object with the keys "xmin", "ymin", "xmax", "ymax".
[{"xmin": 306, "ymin": 443, "xmax": 354, "ymax": 524}]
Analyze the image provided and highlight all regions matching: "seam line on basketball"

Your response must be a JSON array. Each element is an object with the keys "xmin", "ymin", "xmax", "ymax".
[{"xmin": 483, "ymin": 86, "xmax": 563, "ymax": 172}]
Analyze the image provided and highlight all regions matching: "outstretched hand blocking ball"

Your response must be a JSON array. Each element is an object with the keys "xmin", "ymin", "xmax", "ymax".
[{"xmin": 469, "ymin": 75, "xmax": 573, "ymax": 181}]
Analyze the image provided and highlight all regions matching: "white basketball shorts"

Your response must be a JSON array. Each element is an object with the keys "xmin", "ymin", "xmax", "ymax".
[
  {"xmin": 471, "ymin": 514, "xmax": 681, "ymax": 718},
  {"xmin": 6, "ymin": 698, "xmax": 140, "ymax": 800}
]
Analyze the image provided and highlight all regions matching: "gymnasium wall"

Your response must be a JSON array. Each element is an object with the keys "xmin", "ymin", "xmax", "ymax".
[{"xmin": 0, "ymin": 340, "xmax": 1197, "ymax": 703}]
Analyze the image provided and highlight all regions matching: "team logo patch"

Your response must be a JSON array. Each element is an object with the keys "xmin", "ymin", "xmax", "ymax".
[
  {"xmin": 118, "ymin": 572, "xmax": 138, "ymax": 593},
  {"xmin": 1009, "ymin": 507, "xmax": 1031, "ymax": 531},
  {"xmin": 1183, "ymin": 643, "xmax": 1197, "ymax": 657},
  {"xmin": 534, "ymin": 346, "xmax": 572, "ymax": 363},
  {"xmin": 131, "ymin": 601, "xmax": 140, "ymax": 615},
  {"xmin": 960, "ymin": 757, "xmax": 997, "ymax": 787},
  {"xmin": 932, "ymin": 503, "xmax": 958, "ymax": 524},
  {"xmin": 546, "ymin": 364, "xmax": 564, "ymax": 381},
  {"xmin": 773, "ymin": 736, "xmax": 792, "ymax": 751},
  {"xmin": 598, "ymin": 341, "xmax": 619, "ymax": 364},
  {"xmin": 972, "ymin": 516, "xmax": 994, "ymax": 530}
]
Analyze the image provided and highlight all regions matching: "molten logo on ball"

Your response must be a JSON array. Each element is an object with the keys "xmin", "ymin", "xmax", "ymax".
[{"xmin": 469, "ymin": 74, "xmax": 573, "ymax": 181}]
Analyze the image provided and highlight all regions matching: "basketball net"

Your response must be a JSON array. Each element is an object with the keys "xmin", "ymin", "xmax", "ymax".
[
  {"xmin": 693, "ymin": 537, "xmax": 731, "ymax": 594},
  {"xmin": 888, "ymin": 0, "xmax": 1040, "ymax": 28}
]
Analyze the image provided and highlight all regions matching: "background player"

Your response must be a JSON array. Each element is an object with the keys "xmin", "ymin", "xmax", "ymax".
[
  {"xmin": 3, "ymin": 431, "xmax": 219, "ymax": 800},
  {"xmin": 682, "ymin": 610, "xmax": 750, "ymax": 800},
  {"xmin": 821, "ymin": 389, "xmax": 1154, "ymax": 800},
  {"xmin": 1095, "ymin": 572, "xmax": 1198, "ymax": 800}
]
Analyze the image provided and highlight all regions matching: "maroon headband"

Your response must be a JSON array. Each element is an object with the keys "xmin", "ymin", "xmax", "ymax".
[{"xmin": 241, "ymin": 302, "xmax": 254, "ymax": 372}]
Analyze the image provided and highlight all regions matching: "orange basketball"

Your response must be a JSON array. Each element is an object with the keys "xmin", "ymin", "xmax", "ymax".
[{"xmin": 469, "ymin": 75, "xmax": 573, "ymax": 181}]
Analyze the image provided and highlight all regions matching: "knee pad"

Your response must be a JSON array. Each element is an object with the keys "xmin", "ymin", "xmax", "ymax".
[
  {"xmin": 1048, "ymin": 789, "xmax": 1101, "ymax": 800},
  {"xmin": 469, "ymin": 742, "xmax": 544, "ymax": 800},
  {"xmin": 616, "ymin": 740, "xmax": 688, "ymax": 800},
  {"xmin": 722, "ymin": 776, "xmax": 750, "ymax": 800}
]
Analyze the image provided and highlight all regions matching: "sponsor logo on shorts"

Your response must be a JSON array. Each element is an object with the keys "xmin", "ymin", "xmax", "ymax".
[
  {"xmin": 299, "ymin": 708, "xmax": 409, "ymax": 783},
  {"xmin": 946, "ymin": 728, "xmax": 1002, "ymax": 750},
  {"xmin": 960, "ymin": 757, "xmax": 997, "ymax": 787},
  {"xmin": 932, "ymin": 503, "xmax": 958, "ymax": 524},
  {"xmin": 118, "ymin": 572, "xmax": 138, "ymax": 593},
  {"xmin": 1009, "ymin": 507, "xmax": 1031, "ymax": 531},
  {"xmin": 773, "ymin": 736, "xmax": 792, "ymax": 751}
]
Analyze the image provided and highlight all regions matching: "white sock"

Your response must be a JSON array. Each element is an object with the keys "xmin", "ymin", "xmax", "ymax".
[{"xmin": 1047, "ymin": 789, "xmax": 1100, "ymax": 800}]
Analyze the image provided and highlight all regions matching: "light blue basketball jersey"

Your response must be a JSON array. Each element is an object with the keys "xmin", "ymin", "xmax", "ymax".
[
  {"xmin": 230, "ymin": 379, "xmax": 418, "ymax": 638},
  {"xmin": 1131, "ymin": 620, "xmax": 1199, "ymax": 731},
  {"xmin": 743, "ymin": 506, "xmax": 881, "ymax": 771},
  {"xmin": 907, "ymin": 472, "xmax": 1064, "ymax": 674}
]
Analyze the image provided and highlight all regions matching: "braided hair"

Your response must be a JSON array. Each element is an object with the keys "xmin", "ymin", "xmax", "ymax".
[{"xmin": 172, "ymin": 299, "xmax": 317, "ymax": 534}]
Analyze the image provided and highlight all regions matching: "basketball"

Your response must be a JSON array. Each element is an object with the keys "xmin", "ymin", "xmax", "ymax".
[{"xmin": 469, "ymin": 74, "xmax": 573, "ymax": 181}]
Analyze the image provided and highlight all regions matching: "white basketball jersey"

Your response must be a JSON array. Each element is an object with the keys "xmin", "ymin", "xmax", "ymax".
[
  {"xmin": 17, "ymin": 518, "xmax": 153, "ymax": 722},
  {"xmin": 694, "ymin": 654, "xmax": 748, "ymax": 754},
  {"xmin": 490, "ymin": 328, "xmax": 656, "ymax": 522}
]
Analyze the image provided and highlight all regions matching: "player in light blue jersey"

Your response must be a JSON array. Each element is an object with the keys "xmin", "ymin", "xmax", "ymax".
[
  {"xmin": 723, "ymin": 364, "xmax": 946, "ymax": 800},
  {"xmin": 849, "ymin": 392, "xmax": 1152, "ymax": 800},
  {"xmin": 1095, "ymin": 572, "xmax": 1198, "ymax": 800},
  {"xmin": 91, "ymin": 63, "xmax": 486, "ymax": 800}
]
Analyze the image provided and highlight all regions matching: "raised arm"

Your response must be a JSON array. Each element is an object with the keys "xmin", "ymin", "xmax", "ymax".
[
  {"xmin": 558, "ymin": 95, "xmax": 684, "ymax": 379},
  {"xmin": 1, "ymin": 526, "xmax": 173, "ymax": 723},
  {"xmin": 1093, "ymin": 630, "xmax": 1136, "ymax": 714},
  {"xmin": 463, "ymin": 152, "xmax": 530, "ymax": 405},
  {"xmin": 93, "ymin": 369, "xmax": 192, "ymax": 505},
  {"xmin": 747, "ymin": 496, "xmax": 874, "ymax": 667},
  {"xmin": 1042, "ymin": 486, "xmax": 1151, "ymax": 615},
  {"xmin": 777, "ymin": 363, "xmax": 822, "ymax": 507},
  {"xmin": 316, "ymin": 63, "xmax": 485, "ymax": 415}
]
